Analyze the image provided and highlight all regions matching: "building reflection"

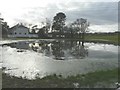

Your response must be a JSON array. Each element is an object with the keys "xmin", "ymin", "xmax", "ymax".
[{"xmin": 8, "ymin": 41, "xmax": 30, "ymax": 49}]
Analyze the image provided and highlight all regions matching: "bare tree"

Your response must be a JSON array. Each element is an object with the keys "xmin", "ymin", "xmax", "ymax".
[
  {"xmin": 45, "ymin": 18, "xmax": 51, "ymax": 34},
  {"xmin": 72, "ymin": 18, "xmax": 90, "ymax": 40}
]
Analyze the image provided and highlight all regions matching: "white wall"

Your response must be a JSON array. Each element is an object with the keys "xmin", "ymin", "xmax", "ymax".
[
  {"xmin": 13, "ymin": 27, "xmax": 29, "ymax": 37},
  {"xmin": 29, "ymin": 34, "xmax": 38, "ymax": 38},
  {"xmin": 8, "ymin": 27, "xmax": 38, "ymax": 38}
]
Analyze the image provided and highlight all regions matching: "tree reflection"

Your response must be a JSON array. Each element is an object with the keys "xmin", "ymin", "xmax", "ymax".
[
  {"xmin": 51, "ymin": 41, "xmax": 65, "ymax": 60},
  {"xmin": 50, "ymin": 40, "xmax": 88, "ymax": 60},
  {"xmin": 17, "ymin": 40, "xmax": 89, "ymax": 60},
  {"xmin": 70, "ymin": 41, "xmax": 88, "ymax": 59}
]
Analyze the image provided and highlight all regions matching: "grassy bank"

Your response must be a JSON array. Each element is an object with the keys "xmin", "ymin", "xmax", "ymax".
[
  {"xmin": 0, "ymin": 70, "xmax": 2, "ymax": 89},
  {"xmin": 2, "ymin": 33, "xmax": 119, "ymax": 45},
  {"xmin": 85, "ymin": 33, "xmax": 119, "ymax": 45},
  {"xmin": 2, "ymin": 68, "xmax": 118, "ymax": 88}
]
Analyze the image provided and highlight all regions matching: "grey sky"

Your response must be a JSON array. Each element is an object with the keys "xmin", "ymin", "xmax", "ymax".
[
  {"xmin": 14, "ymin": 2, "xmax": 118, "ymax": 25},
  {"xmin": 0, "ymin": 0, "xmax": 119, "ymax": 32}
]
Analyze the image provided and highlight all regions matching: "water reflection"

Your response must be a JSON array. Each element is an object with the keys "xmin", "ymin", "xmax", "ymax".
[
  {"xmin": 3, "ymin": 40, "xmax": 118, "ymax": 60},
  {"xmin": 28, "ymin": 40, "xmax": 88, "ymax": 60},
  {"xmin": 7, "ymin": 41, "xmax": 30, "ymax": 50},
  {"xmin": 51, "ymin": 41, "xmax": 65, "ymax": 60}
]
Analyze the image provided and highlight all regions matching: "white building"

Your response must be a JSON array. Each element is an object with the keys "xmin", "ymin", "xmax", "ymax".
[{"xmin": 8, "ymin": 24, "xmax": 38, "ymax": 38}]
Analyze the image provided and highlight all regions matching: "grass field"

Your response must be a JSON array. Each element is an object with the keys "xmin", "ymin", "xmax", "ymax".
[
  {"xmin": 85, "ymin": 33, "xmax": 119, "ymax": 44},
  {"xmin": 2, "ymin": 68, "xmax": 118, "ymax": 88},
  {"xmin": 0, "ymin": 70, "xmax": 2, "ymax": 89},
  {"xmin": 2, "ymin": 33, "xmax": 119, "ymax": 45}
]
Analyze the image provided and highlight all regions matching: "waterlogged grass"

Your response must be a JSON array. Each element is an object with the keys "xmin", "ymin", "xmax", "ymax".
[
  {"xmin": 2, "ymin": 68, "xmax": 118, "ymax": 88},
  {"xmin": 85, "ymin": 33, "xmax": 119, "ymax": 45},
  {"xmin": 0, "ymin": 70, "xmax": 2, "ymax": 89},
  {"xmin": 3, "ymin": 33, "xmax": 119, "ymax": 43}
]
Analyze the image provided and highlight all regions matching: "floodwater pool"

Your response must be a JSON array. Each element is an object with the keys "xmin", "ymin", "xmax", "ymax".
[{"xmin": 0, "ymin": 40, "xmax": 119, "ymax": 80}]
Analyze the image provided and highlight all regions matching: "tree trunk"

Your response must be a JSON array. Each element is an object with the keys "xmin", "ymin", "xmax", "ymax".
[{"xmin": 82, "ymin": 32, "xmax": 85, "ymax": 41}]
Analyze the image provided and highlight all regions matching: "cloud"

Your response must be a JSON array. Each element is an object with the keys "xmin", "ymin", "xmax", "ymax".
[
  {"xmin": 14, "ymin": 2, "xmax": 117, "ymax": 25},
  {"xmin": 89, "ymin": 24, "xmax": 118, "ymax": 33},
  {"xmin": 0, "ymin": 0, "xmax": 118, "ymax": 32},
  {"xmin": 59, "ymin": 2, "xmax": 118, "ymax": 25}
]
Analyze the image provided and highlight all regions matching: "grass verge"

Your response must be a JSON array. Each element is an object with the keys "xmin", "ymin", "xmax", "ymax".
[
  {"xmin": 2, "ymin": 68, "xmax": 118, "ymax": 88},
  {"xmin": 85, "ymin": 33, "xmax": 119, "ymax": 45}
]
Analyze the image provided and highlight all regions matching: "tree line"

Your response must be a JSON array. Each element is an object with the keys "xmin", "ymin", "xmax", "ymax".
[{"xmin": 0, "ymin": 17, "xmax": 9, "ymax": 38}]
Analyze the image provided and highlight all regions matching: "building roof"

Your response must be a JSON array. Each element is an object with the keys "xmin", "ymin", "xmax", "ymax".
[{"xmin": 10, "ymin": 24, "xmax": 29, "ymax": 31}]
